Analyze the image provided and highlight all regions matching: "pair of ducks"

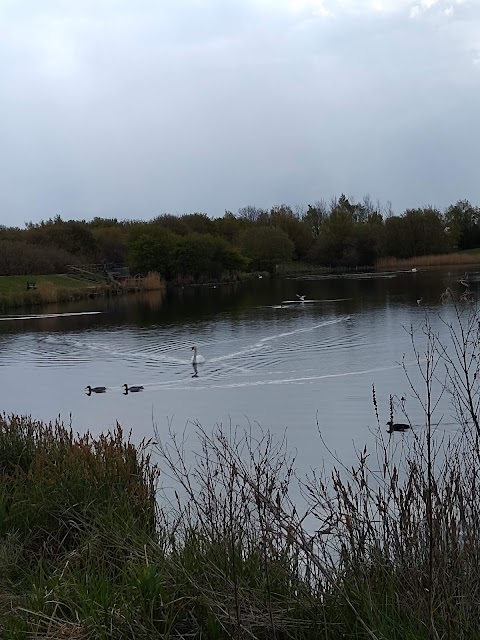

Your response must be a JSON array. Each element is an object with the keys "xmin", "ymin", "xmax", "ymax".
[
  {"xmin": 87, "ymin": 347, "xmax": 202, "ymax": 394},
  {"xmin": 85, "ymin": 384, "xmax": 144, "ymax": 396}
]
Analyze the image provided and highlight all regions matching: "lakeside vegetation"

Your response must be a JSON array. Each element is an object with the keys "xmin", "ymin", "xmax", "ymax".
[
  {"xmin": 1, "ymin": 195, "xmax": 480, "ymax": 310},
  {"xmin": 0, "ymin": 272, "xmax": 165, "ymax": 312},
  {"xmin": 1, "ymin": 196, "xmax": 480, "ymax": 287},
  {"xmin": 377, "ymin": 249, "xmax": 480, "ymax": 270},
  {"xmin": 2, "ymin": 303, "xmax": 480, "ymax": 638}
]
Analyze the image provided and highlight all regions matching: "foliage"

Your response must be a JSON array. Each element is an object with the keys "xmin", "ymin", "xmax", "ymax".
[
  {"xmin": 0, "ymin": 240, "xmax": 76, "ymax": 276},
  {"xmin": 1, "ymin": 195, "xmax": 480, "ymax": 281},
  {"xmin": 129, "ymin": 226, "xmax": 178, "ymax": 279},
  {"xmin": 384, "ymin": 206, "xmax": 448, "ymax": 259},
  {"xmin": 445, "ymin": 200, "xmax": 480, "ymax": 251},
  {"xmin": 241, "ymin": 226, "xmax": 294, "ymax": 272},
  {"xmin": 129, "ymin": 227, "xmax": 249, "ymax": 281}
]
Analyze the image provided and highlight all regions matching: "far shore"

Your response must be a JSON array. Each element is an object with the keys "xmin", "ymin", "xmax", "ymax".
[
  {"xmin": 1, "ymin": 251, "xmax": 480, "ymax": 311},
  {"xmin": 0, "ymin": 272, "xmax": 165, "ymax": 312},
  {"xmin": 375, "ymin": 250, "xmax": 480, "ymax": 270}
]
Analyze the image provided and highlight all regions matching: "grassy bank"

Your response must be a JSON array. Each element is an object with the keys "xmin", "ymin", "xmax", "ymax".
[
  {"xmin": 0, "ymin": 272, "xmax": 165, "ymax": 311},
  {"xmin": 376, "ymin": 250, "xmax": 480, "ymax": 270},
  {"xmin": 3, "ymin": 304, "xmax": 480, "ymax": 638}
]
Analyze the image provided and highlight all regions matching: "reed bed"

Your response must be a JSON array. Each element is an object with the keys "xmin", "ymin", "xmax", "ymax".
[
  {"xmin": 376, "ymin": 252, "xmax": 480, "ymax": 269},
  {"xmin": 118, "ymin": 271, "xmax": 165, "ymax": 292},
  {"xmin": 2, "ymin": 303, "xmax": 480, "ymax": 638}
]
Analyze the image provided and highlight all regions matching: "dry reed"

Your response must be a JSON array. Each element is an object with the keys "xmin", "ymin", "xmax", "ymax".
[{"xmin": 376, "ymin": 253, "xmax": 480, "ymax": 269}]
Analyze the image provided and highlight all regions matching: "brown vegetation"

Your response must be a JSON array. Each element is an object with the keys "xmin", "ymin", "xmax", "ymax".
[{"xmin": 376, "ymin": 252, "xmax": 480, "ymax": 269}]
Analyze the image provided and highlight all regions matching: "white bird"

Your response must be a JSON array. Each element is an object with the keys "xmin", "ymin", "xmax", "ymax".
[
  {"xmin": 417, "ymin": 298, "xmax": 423, "ymax": 305},
  {"xmin": 191, "ymin": 345, "xmax": 205, "ymax": 365},
  {"xmin": 296, "ymin": 294, "xmax": 306, "ymax": 302}
]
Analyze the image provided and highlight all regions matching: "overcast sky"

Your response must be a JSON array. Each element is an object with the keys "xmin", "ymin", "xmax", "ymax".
[{"xmin": 0, "ymin": 0, "xmax": 479, "ymax": 226}]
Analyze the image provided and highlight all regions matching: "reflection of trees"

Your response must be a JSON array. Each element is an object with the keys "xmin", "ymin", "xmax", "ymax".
[{"xmin": 137, "ymin": 290, "xmax": 166, "ymax": 312}]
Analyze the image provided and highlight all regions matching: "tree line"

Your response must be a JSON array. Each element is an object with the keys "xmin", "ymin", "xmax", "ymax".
[{"xmin": 0, "ymin": 196, "xmax": 478, "ymax": 280}]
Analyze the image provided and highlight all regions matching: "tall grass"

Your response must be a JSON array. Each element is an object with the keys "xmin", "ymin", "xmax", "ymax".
[
  {"xmin": 376, "ymin": 252, "xmax": 480, "ymax": 269},
  {"xmin": 3, "ymin": 303, "xmax": 480, "ymax": 638},
  {"xmin": 119, "ymin": 271, "xmax": 165, "ymax": 291}
]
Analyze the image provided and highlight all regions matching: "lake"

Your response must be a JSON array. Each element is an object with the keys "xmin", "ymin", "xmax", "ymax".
[{"xmin": 0, "ymin": 267, "xmax": 476, "ymax": 474}]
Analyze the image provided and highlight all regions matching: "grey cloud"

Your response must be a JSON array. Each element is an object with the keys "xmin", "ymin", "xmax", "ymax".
[{"xmin": 0, "ymin": 0, "xmax": 479, "ymax": 226}]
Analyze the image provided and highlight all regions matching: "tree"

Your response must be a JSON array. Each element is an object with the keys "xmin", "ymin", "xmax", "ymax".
[
  {"xmin": 181, "ymin": 213, "xmax": 216, "ymax": 235},
  {"xmin": 268, "ymin": 205, "xmax": 313, "ymax": 260},
  {"xmin": 93, "ymin": 227, "xmax": 128, "ymax": 264},
  {"xmin": 238, "ymin": 205, "xmax": 268, "ymax": 223},
  {"xmin": 384, "ymin": 207, "xmax": 447, "ymax": 259},
  {"xmin": 128, "ymin": 228, "xmax": 177, "ymax": 279},
  {"xmin": 302, "ymin": 201, "xmax": 328, "ymax": 239},
  {"xmin": 241, "ymin": 226, "xmax": 294, "ymax": 272},
  {"xmin": 444, "ymin": 200, "xmax": 480, "ymax": 251}
]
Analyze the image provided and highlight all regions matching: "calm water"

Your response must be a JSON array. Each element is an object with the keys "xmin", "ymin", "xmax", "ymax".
[{"xmin": 0, "ymin": 268, "xmax": 476, "ymax": 472}]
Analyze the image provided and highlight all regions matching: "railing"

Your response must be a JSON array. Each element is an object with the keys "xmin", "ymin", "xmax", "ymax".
[{"xmin": 67, "ymin": 263, "xmax": 130, "ymax": 282}]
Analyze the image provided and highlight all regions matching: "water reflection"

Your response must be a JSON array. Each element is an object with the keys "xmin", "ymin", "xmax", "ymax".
[{"xmin": 0, "ymin": 267, "xmax": 476, "ymax": 475}]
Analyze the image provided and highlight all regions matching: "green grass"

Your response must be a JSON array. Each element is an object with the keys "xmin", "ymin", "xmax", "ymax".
[
  {"xmin": 0, "ymin": 272, "xmax": 165, "ymax": 311},
  {"xmin": 0, "ymin": 274, "xmax": 102, "ymax": 296}
]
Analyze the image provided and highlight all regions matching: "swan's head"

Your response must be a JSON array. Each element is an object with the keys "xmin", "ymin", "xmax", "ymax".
[
  {"xmin": 123, "ymin": 384, "xmax": 128, "ymax": 390},
  {"xmin": 191, "ymin": 345, "xmax": 196, "ymax": 351}
]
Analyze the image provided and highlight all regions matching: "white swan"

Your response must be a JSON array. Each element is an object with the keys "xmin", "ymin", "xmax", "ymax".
[{"xmin": 191, "ymin": 345, "xmax": 205, "ymax": 365}]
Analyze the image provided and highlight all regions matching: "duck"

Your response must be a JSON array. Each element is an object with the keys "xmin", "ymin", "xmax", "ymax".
[
  {"xmin": 123, "ymin": 384, "xmax": 144, "ymax": 393},
  {"xmin": 386, "ymin": 420, "xmax": 411, "ymax": 433},
  {"xmin": 85, "ymin": 385, "xmax": 107, "ymax": 395},
  {"xmin": 191, "ymin": 345, "xmax": 205, "ymax": 365}
]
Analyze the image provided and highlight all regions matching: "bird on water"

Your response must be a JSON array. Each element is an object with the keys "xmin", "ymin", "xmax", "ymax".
[
  {"xmin": 85, "ymin": 385, "xmax": 107, "ymax": 395},
  {"xmin": 123, "ymin": 384, "xmax": 144, "ymax": 394},
  {"xmin": 386, "ymin": 420, "xmax": 411, "ymax": 433},
  {"xmin": 191, "ymin": 345, "xmax": 205, "ymax": 364}
]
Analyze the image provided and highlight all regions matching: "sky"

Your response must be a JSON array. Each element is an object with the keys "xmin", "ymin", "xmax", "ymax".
[{"xmin": 0, "ymin": 0, "xmax": 479, "ymax": 227}]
